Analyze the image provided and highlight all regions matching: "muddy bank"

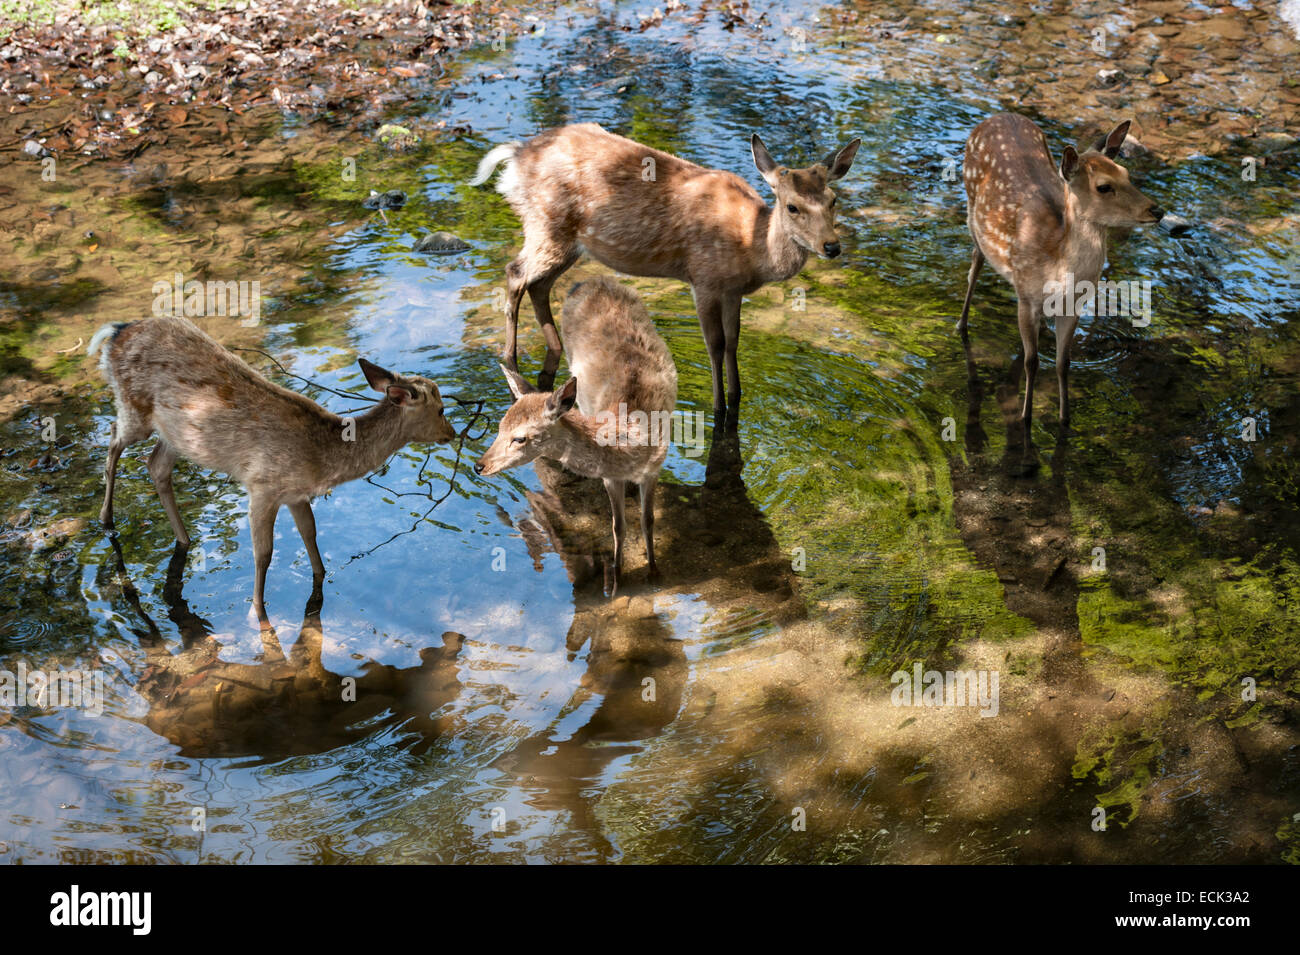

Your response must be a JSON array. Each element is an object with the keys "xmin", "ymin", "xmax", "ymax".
[{"xmin": 0, "ymin": 0, "xmax": 501, "ymax": 156}]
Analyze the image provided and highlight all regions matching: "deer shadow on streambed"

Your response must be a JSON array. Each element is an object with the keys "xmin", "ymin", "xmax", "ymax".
[
  {"xmin": 488, "ymin": 431, "xmax": 803, "ymax": 845},
  {"xmin": 944, "ymin": 341, "xmax": 1291, "ymax": 861},
  {"xmin": 940, "ymin": 342, "xmax": 1112, "ymax": 849},
  {"xmin": 104, "ymin": 537, "xmax": 467, "ymax": 762},
  {"xmin": 953, "ymin": 338, "xmax": 1080, "ymax": 664}
]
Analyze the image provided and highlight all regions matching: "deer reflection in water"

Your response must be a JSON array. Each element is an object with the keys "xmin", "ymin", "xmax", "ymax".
[
  {"xmin": 108, "ymin": 540, "xmax": 467, "ymax": 761},
  {"xmin": 104, "ymin": 426, "xmax": 799, "ymax": 842},
  {"xmin": 491, "ymin": 428, "xmax": 802, "ymax": 846}
]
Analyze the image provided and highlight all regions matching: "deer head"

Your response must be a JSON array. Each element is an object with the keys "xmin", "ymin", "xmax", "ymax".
[
  {"xmin": 359, "ymin": 358, "xmax": 457, "ymax": 444},
  {"xmin": 475, "ymin": 366, "xmax": 579, "ymax": 476},
  {"xmin": 752, "ymin": 133, "xmax": 861, "ymax": 259},
  {"xmin": 1060, "ymin": 121, "xmax": 1164, "ymax": 229}
]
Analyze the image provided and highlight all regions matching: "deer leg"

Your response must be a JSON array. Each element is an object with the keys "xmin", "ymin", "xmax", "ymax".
[
  {"xmin": 288, "ymin": 500, "xmax": 325, "ymax": 584},
  {"xmin": 527, "ymin": 250, "xmax": 580, "ymax": 391},
  {"xmin": 1055, "ymin": 310, "xmax": 1079, "ymax": 426},
  {"xmin": 100, "ymin": 416, "xmax": 150, "ymax": 529},
  {"xmin": 639, "ymin": 474, "xmax": 659, "ymax": 580},
  {"xmin": 1017, "ymin": 297, "xmax": 1040, "ymax": 427},
  {"xmin": 100, "ymin": 427, "xmax": 125, "ymax": 530},
  {"xmin": 248, "ymin": 493, "xmax": 279, "ymax": 627},
  {"xmin": 692, "ymin": 288, "xmax": 726, "ymax": 416},
  {"xmin": 603, "ymin": 477, "xmax": 627, "ymax": 598},
  {"xmin": 504, "ymin": 257, "xmax": 527, "ymax": 372},
  {"xmin": 721, "ymin": 292, "xmax": 742, "ymax": 418},
  {"xmin": 957, "ymin": 245, "xmax": 984, "ymax": 337},
  {"xmin": 101, "ymin": 440, "xmax": 127, "ymax": 531},
  {"xmin": 147, "ymin": 439, "xmax": 190, "ymax": 549},
  {"xmin": 506, "ymin": 233, "xmax": 576, "ymax": 380}
]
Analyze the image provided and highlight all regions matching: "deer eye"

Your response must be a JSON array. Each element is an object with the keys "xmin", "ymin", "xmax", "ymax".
[
  {"xmin": 511, "ymin": 435, "xmax": 528, "ymax": 445},
  {"xmin": 1096, "ymin": 183, "xmax": 1113, "ymax": 194},
  {"xmin": 787, "ymin": 204, "xmax": 799, "ymax": 215}
]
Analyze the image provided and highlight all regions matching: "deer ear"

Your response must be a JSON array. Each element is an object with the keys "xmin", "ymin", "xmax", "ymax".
[
  {"xmin": 385, "ymin": 384, "xmax": 415, "ymax": 406},
  {"xmin": 500, "ymin": 363, "xmax": 535, "ymax": 400},
  {"xmin": 360, "ymin": 358, "xmax": 396, "ymax": 393},
  {"xmin": 821, "ymin": 138, "xmax": 861, "ymax": 181},
  {"xmin": 1060, "ymin": 146, "xmax": 1081, "ymax": 182},
  {"xmin": 545, "ymin": 377, "xmax": 578, "ymax": 419},
  {"xmin": 1099, "ymin": 120, "xmax": 1131, "ymax": 159},
  {"xmin": 752, "ymin": 133, "xmax": 780, "ymax": 187}
]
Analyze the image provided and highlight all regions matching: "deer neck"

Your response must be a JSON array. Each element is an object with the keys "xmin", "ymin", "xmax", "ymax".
[
  {"xmin": 758, "ymin": 205, "xmax": 809, "ymax": 284},
  {"xmin": 1061, "ymin": 189, "xmax": 1108, "ymax": 283},
  {"xmin": 325, "ymin": 401, "xmax": 409, "ymax": 487},
  {"xmin": 550, "ymin": 413, "xmax": 639, "ymax": 479}
]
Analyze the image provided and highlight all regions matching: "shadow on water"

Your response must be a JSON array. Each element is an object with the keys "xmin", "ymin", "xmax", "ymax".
[{"xmin": 940, "ymin": 314, "xmax": 1300, "ymax": 862}]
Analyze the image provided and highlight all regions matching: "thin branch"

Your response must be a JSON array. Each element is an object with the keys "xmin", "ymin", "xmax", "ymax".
[{"xmin": 339, "ymin": 399, "xmax": 490, "ymax": 571}]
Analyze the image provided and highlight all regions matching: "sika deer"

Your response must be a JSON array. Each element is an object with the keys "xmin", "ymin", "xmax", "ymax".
[
  {"xmin": 469, "ymin": 123, "xmax": 860, "ymax": 419},
  {"xmin": 89, "ymin": 317, "xmax": 457, "ymax": 624},
  {"xmin": 474, "ymin": 276, "xmax": 677, "ymax": 595},
  {"xmin": 957, "ymin": 113, "xmax": 1166, "ymax": 427}
]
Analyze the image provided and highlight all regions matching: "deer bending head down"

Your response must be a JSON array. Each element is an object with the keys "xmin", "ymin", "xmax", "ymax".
[
  {"xmin": 475, "ymin": 276, "xmax": 676, "ymax": 595},
  {"xmin": 957, "ymin": 113, "xmax": 1166, "ymax": 428},
  {"xmin": 470, "ymin": 122, "xmax": 860, "ymax": 421},
  {"xmin": 90, "ymin": 317, "xmax": 457, "ymax": 625}
]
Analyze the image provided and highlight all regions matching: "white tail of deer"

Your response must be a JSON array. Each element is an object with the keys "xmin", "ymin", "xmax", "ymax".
[
  {"xmin": 90, "ymin": 317, "xmax": 457, "ymax": 625},
  {"xmin": 470, "ymin": 122, "xmax": 860, "ymax": 420},
  {"xmin": 957, "ymin": 113, "xmax": 1166, "ymax": 426},
  {"xmin": 475, "ymin": 276, "xmax": 677, "ymax": 595}
]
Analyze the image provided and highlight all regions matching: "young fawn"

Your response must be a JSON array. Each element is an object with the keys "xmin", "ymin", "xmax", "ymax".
[
  {"xmin": 470, "ymin": 123, "xmax": 859, "ymax": 418},
  {"xmin": 957, "ymin": 113, "xmax": 1166, "ymax": 426},
  {"xmin": 474, "ymin": 276, "xmax": 677, "ymax": 595},
  {"xmin": 89, "ymin": 317, "xmax": 457, "ymax": 623}
]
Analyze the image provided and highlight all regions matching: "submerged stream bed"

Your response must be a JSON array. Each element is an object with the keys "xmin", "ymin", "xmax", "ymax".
[{"xmin": 1, "ymin": 0, "xmax": 1298, "ymax": 863}]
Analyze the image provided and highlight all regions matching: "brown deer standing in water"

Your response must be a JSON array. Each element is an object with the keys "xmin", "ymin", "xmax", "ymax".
[
  {"xmin": 470, "ymin": 123, "xmax": 860, "ymax": 419},
  {"xmin": 957, "ymin": 113, "xmax": 1166, "ymax": 427},
  {"xmin": 474, "ymin": 277, "xmax": 676, "ymax": 596},
  {"xmin": 90, "ymin": 317, "xmax": 457, "ymax": 624}
]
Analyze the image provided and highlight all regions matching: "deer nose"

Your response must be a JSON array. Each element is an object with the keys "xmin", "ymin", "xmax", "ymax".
[
  {"xmin": 1149, "ymin": 205, "xmax": 1165, "ymax": 222},
  {"xmin": 473, "ymin": 460, "xmax": 485, "ymax": 475},
  {"xmin": 823, "ymin": 241, "xmax": 841, "ymax": 258}
]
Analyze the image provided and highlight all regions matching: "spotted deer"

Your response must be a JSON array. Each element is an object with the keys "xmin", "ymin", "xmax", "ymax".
[
  {"xmin": 89, "ymin": 317, "xmax": 457, "ymax": 624},
  {"xmin": 957, "ymin": 113, "xmax": 1166, "ymax": 426},
  {"xmin": 470, "ymin": 123, "xmax": 860, "ymax": 418},
  {"xmin": 474, "ymin": 276, "xmax": 677, "ymax": 595}
]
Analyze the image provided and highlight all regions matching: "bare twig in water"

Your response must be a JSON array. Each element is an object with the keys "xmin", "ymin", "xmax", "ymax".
[{"xmin": 340, "ymin": 396, "xmax": 489, "ymax": 571}]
